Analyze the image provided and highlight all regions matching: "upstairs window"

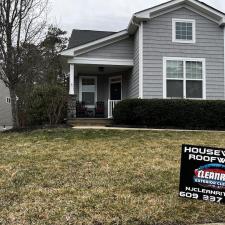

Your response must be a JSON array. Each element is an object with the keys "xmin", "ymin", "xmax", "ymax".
[{"xmin": 172, "ymin": 19, "xmax": 196, "ymax": 43}]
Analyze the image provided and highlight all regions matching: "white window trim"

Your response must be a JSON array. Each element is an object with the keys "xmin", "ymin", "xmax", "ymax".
[
  {"xmin": 6, "ymin": 97, "xmax": 11, "ymax": 104},
  {"xmin": 163, "ymin": 57, "xmax": 206, "ymax": 100},
  {"xmin": 79, "ymin": 76, "xmax": 97, "ymax": 108},
  {"xmin": 108, "ymin": 76, "xmax": 123, "ymax": 100},
  {"xmin": 172, "ymin": 18, "xmax": 196, "ymax": 44}
]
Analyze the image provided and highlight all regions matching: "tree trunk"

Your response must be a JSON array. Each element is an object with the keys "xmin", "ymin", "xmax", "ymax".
[{"xmin": 9, "ymin": 86, "xmax": 19, "ymax": 128}]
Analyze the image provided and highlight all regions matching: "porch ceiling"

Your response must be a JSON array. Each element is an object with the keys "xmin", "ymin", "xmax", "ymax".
[{"xmin": 76, "ymin": 64, "xmax": 131, "ymax": 75}]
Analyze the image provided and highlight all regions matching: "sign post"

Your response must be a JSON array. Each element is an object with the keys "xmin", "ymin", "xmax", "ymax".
[{"xmin": 179, "ymin": 144, "xmax": 225, "ymax": 204}]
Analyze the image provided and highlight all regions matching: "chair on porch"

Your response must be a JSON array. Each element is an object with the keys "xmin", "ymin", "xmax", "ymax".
[
  {"xmin": 95, "ymin": 101, "xmax": 105, "ymax": 118},
  {"xmin": 76, "ymin": 101, "xmax": 87, "ymax": 118}
]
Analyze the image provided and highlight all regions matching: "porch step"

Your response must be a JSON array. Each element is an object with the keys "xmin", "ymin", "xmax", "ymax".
[{"xmin": 68, "ymin": 118, "xmax": 113, "ymax": 127}]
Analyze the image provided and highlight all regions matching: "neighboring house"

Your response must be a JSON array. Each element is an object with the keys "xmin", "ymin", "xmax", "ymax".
[
  {"xmin": 0, "ymin": 79, "xmax": 12, "ymax": 130},
  {"xmin": 61, "ymin": 0, "xmax": 225, "ymax": 119}
]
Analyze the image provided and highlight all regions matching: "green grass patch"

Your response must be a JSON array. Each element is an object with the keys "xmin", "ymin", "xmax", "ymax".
[{"xmin": 0, "ymin": 128, "xmax": 225, "ymax": 224}]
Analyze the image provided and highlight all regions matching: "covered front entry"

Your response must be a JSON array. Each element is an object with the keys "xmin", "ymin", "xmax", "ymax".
[{"xmin": 68, "ymin": 58, "xmax": 133, "ymax": 119}]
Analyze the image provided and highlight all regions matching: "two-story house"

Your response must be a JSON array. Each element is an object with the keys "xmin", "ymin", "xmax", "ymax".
[{"xmin": 61, "ymin": 0, "xmax": 225, "ymax": 121}]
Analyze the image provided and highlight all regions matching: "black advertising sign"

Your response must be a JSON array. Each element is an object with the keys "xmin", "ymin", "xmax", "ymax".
[{"xmin": 179, "ymin": 144, "xmax": 225, "ymax": 204}]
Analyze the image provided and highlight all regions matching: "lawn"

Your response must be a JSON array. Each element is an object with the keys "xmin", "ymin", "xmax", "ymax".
[{"xmin": 0, "ymin": 128, "xmax": 225, "ymax": 225}]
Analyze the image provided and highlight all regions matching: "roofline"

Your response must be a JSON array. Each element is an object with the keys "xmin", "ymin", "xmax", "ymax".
[
  {"xmin": 61, "ymin": 30, "xmax": 128, "ymax": 57},
  {"xmin": 62, "ymin": 0, "xmax": 225, "ymax": 55},
  {"xmin": 67, "ymin": 29, "xmax": 116, "ymax": 50},
  {"xmin": 128, "ymin": 0, "xmax": 225, "ymax": 34},
  {"xmin": 134, "ymin": 0, "xmax": 175, "ymax": 15},
  {"xmin": 134, "ymin": 0, "xmax": 225, "ymax": 17}
]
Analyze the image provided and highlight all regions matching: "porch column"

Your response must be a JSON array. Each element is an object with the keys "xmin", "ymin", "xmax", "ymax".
[
  {"xmin": 69, "ymin": 64, "xmax": 75, "ymax": 95},
  {"xmin": 68, "ymin": 64, "xmax": 76, "ymax": 119}
]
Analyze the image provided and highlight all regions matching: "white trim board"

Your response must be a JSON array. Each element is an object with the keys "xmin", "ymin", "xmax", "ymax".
[
  {"xmin": 139, "ymin": 22, "xmax": 144, "ymax": 99},
  {"xmin": 128, "ymin": 0, "xmax": 225, "ymax": 34},
  {"xmin": 134, "ymin": 0, "xmax": 225, "ymax": 22},
  {"xmin": 163, "ymin": 57, "xmax": 206, "ymax": 100},
  {"xmin": 68, "ymin": 57, "xmax": 134, "ymax": 66},
  {"xmin": 69, "ymin": 64, "xmax": 75, "ymax": 95}
]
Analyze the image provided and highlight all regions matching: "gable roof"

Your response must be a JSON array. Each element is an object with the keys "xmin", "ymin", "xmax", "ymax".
[
  {"xmin": 61, "ymin": 30, "xmax": 129, "ymax": 56},
  {"xmin": 68, "ymin": 29, "xmax": 116, "ymax": 49},
  {"xmin": 61, "ymin": 0, "xmax": 225, "ymax": 57},
  {"xmin": 128, "ymin": 0, "xmax": 225, "ymax": 33},
  {"xmin": 134, "ymin": 0, "xmax": 225, "ymax": 17}
]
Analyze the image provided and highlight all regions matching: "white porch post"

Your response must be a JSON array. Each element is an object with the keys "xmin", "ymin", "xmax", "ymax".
[{"xmin": 69, "ymin": 64, "xmax": 75, "ymax": 95}]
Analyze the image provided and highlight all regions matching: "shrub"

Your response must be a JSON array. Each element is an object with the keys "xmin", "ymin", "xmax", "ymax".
[
  {"xmin": 113, "ymin": 99, "xmax": 225, "ymax": 130},
  {"xmin": 26, "ymin": 84, "xmax": 68, "ymax": 126}
]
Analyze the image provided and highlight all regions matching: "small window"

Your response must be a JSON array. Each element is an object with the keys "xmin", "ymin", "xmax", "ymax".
[
  {"xmin": 79, "ymin": 77, "xmax": 97, "ymax": 107},
  {"xmin": 172, "ymin": 19, "xmax": 196, "ymax": 43},
  {"xmin": 6, "ymin": 97, "xmax": 11, "ymax": 104}
]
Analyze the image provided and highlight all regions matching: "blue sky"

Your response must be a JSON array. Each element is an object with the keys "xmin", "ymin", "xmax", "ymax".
[{"xmin": 49, "ymin": 0, "xmax": 224, "ymax": 35}]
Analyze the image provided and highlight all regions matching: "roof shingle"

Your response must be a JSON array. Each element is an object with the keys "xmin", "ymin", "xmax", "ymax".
[{"xmin": 68, "ymin": 29, "xmax": 116, "ymax": 49}]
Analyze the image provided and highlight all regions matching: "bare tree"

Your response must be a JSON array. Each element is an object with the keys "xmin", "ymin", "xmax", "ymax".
[{"xmin": 0, "ymin": 0, "xmax": 48, "ymax": 128}]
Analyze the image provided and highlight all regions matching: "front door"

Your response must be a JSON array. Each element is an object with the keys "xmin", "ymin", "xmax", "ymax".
[{"xmin": 110, "ymin": 77, "xmax": 122, "ymax": 100}]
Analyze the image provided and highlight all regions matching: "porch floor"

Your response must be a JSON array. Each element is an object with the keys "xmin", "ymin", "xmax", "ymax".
[{"xmin": 67, "ymin": 118, "xmax": 113, "ymax": 127}]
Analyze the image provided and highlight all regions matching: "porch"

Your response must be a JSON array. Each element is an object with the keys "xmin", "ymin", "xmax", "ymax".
[{"xmin": 68, "ymin": 58, "xmax": 134, "ymax": 119}]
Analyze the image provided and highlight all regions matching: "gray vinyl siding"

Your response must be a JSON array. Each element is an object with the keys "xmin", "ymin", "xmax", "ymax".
[
  {"xmin": 143, "ymin": 7, "xmax": 224, "ymax": 99},
  {"xmin": 78, "ymin": 37, "xmax": 134, "ymax": 59},
  {"xmin": 0, "ymin": 80, "xmax": 12, "ymax": 127},
  {"xmin": 127, "ymin": 31, "xmax": 139, "ymax": 98}
]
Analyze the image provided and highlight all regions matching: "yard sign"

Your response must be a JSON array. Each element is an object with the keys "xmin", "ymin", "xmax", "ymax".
[{"xmin": 179, "ymin": 144, "xmax": 225, "ymax": 204}]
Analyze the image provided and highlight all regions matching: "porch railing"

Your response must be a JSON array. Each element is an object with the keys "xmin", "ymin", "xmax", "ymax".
[{"xmin": 108, "ymin": 100, "xmax": 121, "ymax": 118}]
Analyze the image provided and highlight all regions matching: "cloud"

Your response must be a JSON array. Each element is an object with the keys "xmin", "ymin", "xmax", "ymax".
[{"xmin": 49, "ymin": 0, "xmax": 225, "ymax": 34}]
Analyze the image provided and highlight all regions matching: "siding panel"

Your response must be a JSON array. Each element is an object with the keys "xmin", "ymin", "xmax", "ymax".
[
  {"xmin": 127, "ymin": 31, "xmax": 139, "ymax": 98},
  {"xmin": 143, "ymin": 7, "xmax": 224, "ymax": 100},
  {"xmin": 79, "ymin": 37, "xmax": 134, "ymax": 59},
  {"xmin": 0, "ymin": 80, "xmax": 12, "ymax": 127}
]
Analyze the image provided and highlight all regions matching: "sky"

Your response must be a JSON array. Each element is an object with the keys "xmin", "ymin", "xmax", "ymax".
[{"xmin": 49, "ymin": 0, "xmax": 225, "ymax": 36}]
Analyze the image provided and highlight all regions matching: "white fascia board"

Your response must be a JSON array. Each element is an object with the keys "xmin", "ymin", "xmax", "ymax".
[
  {"xmin": 134, "ymin": 0, "xmax": 185, "ymax": 18},
  {"xmin": 61, "ymin": 30, "xmax": 128, "ymax": 57},
  {"xmin": 68, "ymin": 57, "xmax": 134, "ymax": 66},
  {"xmin": 220, "ymin": 18, "xmax": 225, "ymax": 26},
  {"xmin": 188, "ymin": 0, "xmax": 225, "ymax": 18},
  {"xmin": 139, "ymin": 22, "xmax": 143, "ymax": 99},
  {"xmin": 132, "ymin": 0, "xmax": 225, "ymax": 27}
]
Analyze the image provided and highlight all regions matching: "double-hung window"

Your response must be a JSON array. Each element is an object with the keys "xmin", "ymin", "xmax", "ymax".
[
  {"xmin": 172, "ymin": 19, "xmax": 196, "ymax": 43},
  {"xmin": 163, "ymin": 57, "xmax": 205, "ymax": 99},
  {"xmin": 79, "ymin": 76, "xmax": 97, "ymax": 107}
]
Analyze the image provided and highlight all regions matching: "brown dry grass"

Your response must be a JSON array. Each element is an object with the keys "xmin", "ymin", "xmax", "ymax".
[{"xmin": 0, "ymin": 128, "xmax": 225, "ymax": 225}]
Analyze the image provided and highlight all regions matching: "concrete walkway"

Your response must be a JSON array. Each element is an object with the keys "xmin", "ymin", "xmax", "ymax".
[{"xmin": 73, "ymin": 126, "xmax": 225, "ymax": 133}]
